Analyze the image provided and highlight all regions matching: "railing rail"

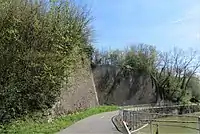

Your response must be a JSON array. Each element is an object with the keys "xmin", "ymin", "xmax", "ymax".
[{"xmin": 118, "ymin": 103, "xmax": 200, "ymax": 134}]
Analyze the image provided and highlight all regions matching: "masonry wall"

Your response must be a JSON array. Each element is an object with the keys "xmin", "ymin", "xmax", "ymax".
[
  {"xmin": 51, "ymin": 64, "xmax": 156, "ymax": 116},
  {"xmin": 92, "ymin": 65, "xmax": 156, "ymax": 106},
  {"xmin": 52, "ymin": 59, "xmax": 99, "ymax": 116}
]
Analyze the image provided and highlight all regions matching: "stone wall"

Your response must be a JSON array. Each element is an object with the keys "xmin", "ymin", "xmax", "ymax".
[
  {"xmin": 52, "ymin": 59, "xmax": 99, "ymax": 116},
  {"xmin": 51, "ymin": 63, "xmax": 156, "ymax": 116},
  {"xmin": 92, "ymin": 65, "xmax": 156, "ymax": 105}
]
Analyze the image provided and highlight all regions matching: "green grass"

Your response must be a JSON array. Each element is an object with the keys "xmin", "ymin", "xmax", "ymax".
[{"xmin": 0, "ymin": 105, "xmax": 118, "ymax": 134}]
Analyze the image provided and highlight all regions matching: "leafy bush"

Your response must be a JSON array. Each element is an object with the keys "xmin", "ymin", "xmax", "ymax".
[
  {"xmin": 0, "ymin": 0, "xmax": 93, "ymax": 124},
  {"xmin": 187, "ymin": 76, "xmax": 200, "ymax": 100}
]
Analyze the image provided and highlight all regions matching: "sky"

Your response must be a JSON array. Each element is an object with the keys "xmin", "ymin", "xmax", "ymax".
[{"xmin": 75, "ymin": 0, "xmax": 200, "ymax": 52}]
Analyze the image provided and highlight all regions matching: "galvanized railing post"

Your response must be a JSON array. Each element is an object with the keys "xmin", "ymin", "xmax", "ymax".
[
  {"xmin": 133, "ymin": 111, "xmax": 135, "ymax": 130},
  {"xmin": 198, "ymin": 116, "xmax": 200, "ymax": 134},
  {"xmin": 150, "ymin": 121, "xmax": 153, "ymax": 134}
]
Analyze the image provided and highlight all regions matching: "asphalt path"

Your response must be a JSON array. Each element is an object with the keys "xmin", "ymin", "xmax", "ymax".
[{"xmin": 58, "ymin": 111, "xmax": 121, "ymax": 134}]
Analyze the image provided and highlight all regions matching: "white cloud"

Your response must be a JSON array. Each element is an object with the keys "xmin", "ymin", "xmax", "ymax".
[
  {"xmin": 170, "ymin": 15, "xmax": 195, "ymax": 24},
  {"xmin": 171, "ymin": 4, "xmax": 200, "ymax": 24},
  {"xmin": 168, "ymin": 4, "xmax": 200, "ymax": 42},
  {"xmin": 171, "ymin": 19, "xmax": 184, "ymax": 24}
]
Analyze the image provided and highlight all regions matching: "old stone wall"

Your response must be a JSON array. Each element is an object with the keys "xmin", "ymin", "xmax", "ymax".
[
  {"xmin": 92, "ymin": 65, "xmax": 156, "ymax": 105},
  {"xmin": 51, "ymin": 63, "xmax": 156, "ymax": 116},
  {"xmin": 52, "ymin": 59, "xmax": 99, "ymax": 116}
]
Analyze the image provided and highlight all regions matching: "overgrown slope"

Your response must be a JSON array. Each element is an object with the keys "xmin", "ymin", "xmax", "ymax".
[{"xmin": 0, "ymin": 0, "xmax": 94, "ymax": 124}]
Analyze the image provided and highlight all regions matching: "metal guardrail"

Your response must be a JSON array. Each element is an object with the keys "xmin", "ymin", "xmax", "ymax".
[
  {"xmin": 118, "ymin": 103, "xmax": 200, "ymax": 134},
  {"xmin": 121, "ymin": 102, "xmax": 197, "ymax": 110}
]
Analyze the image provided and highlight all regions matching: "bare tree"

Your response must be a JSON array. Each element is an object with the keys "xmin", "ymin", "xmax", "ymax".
[{"xmin": 151, "ymin": 47, "xmax": 200, "ymax": 103}]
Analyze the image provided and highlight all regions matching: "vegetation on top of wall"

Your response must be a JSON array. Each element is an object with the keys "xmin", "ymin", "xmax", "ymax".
[
  {"xmin": 0, "ymin": 0, "xmax": 93, "ymax": 124},
  {"xmin": 92, "ymin": 44, "xmax": 200, "ymax": 104}
]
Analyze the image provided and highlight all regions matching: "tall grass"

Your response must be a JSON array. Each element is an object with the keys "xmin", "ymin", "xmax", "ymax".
[{"xmin": 0, "ymin": 106, "xmax": 118, "ymax": 134}]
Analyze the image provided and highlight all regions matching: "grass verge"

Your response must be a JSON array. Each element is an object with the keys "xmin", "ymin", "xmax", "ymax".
[{"xmin": 0, "ymin": 105, "xmax": 118, "ymax": 134}]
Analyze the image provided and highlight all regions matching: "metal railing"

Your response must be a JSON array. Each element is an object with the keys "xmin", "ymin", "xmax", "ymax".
[{"xmin": 119, "ymin": 103, "xmax": 200, "ymax": 134}]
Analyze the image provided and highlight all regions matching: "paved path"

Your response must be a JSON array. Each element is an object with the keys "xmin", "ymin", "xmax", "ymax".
[{"xmin": 58, "ymin": 111, "xmax": 121, "ymax": 134}]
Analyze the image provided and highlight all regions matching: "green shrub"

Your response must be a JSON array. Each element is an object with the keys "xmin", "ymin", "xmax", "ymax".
[
  {"xmin": 0, "ymin": 0, "xmax": 93, "ymax": 124},
  {"xmin": 0, "ymin": 106, "xmax": 118, "ymax": 134}
]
